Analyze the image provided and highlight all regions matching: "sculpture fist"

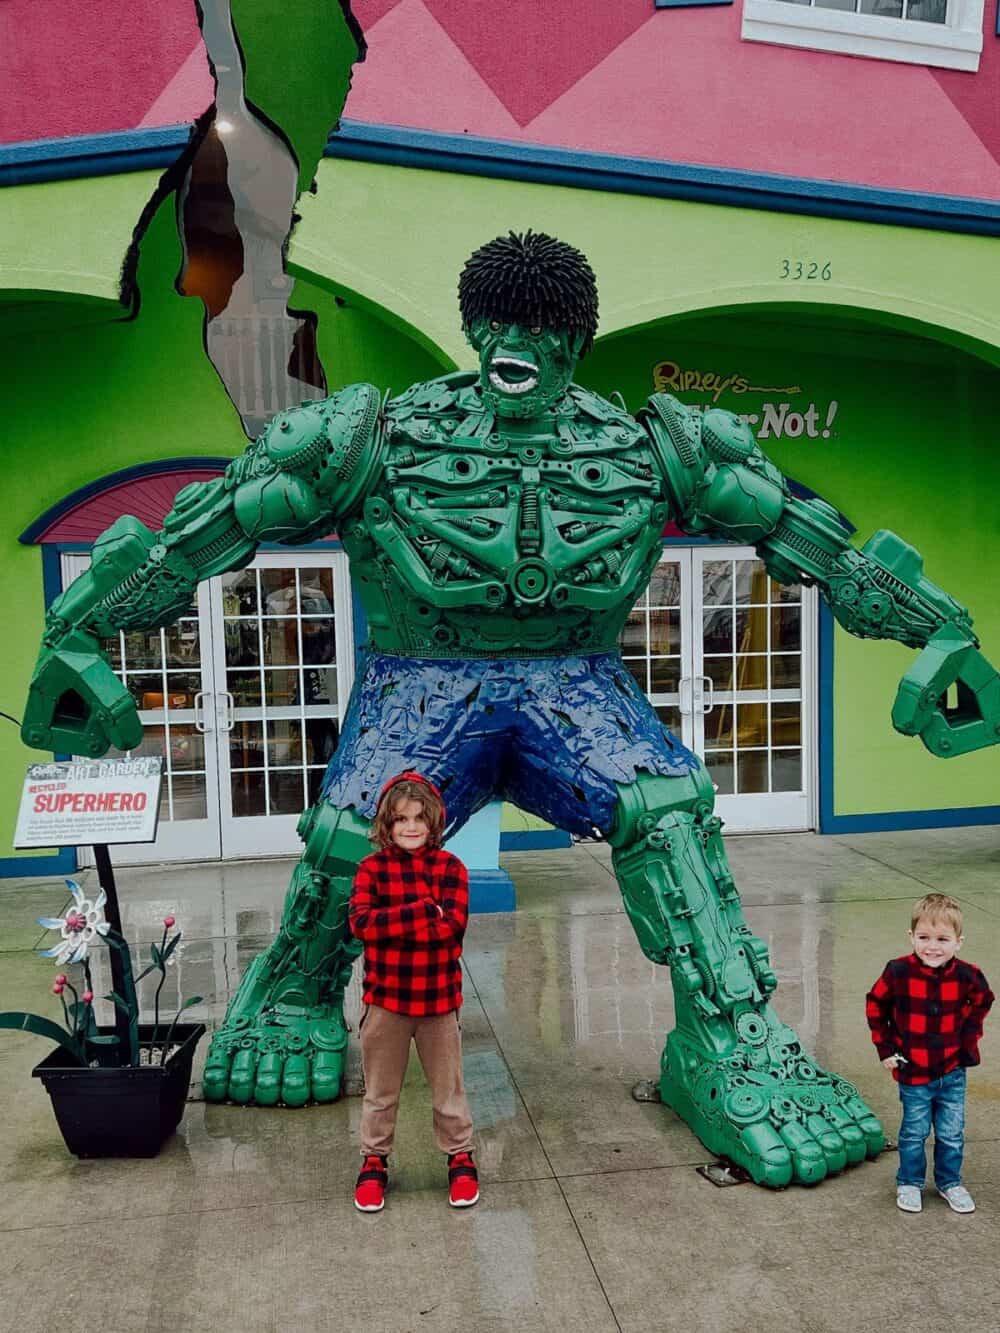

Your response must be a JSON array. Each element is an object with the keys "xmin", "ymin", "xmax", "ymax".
[{"xmin": 22, "ymin": 629, "xmax": 142, "ymax": 758}]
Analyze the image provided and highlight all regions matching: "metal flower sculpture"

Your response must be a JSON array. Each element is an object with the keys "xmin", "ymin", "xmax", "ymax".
[
  {"xmin": 37, "ymin": 879, "xmax": 111, "ymax": 966},
  {"xmin": 0, "ymin": 889, "xmax": 200, "ymax": 1067}
]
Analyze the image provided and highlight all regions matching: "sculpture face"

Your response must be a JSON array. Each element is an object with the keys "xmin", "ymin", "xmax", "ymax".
[{"xmin": 467, "ymin": 317, "xmax": 582, "ymax": 420}]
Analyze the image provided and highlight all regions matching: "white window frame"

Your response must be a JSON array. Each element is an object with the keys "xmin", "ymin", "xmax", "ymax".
[{"xmin": 741, "ymin": 0, "xmax": 984, "ymax": 71}]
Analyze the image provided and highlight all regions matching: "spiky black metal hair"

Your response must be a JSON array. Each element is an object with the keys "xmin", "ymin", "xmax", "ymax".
[{"xmin": 459, "ymin": 230, "xmax": 599, "ymax": 357}]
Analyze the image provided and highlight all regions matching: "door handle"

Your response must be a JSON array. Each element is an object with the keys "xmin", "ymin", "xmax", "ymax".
[
  {"xmin": 194, "ymin": 691, "xmax": 210, "ymax": 734},
  {"xmin": 218, "ymin": 690, "xmax": 235, "ymax": 733},
  {"xmin": 699, "ymin": 674, "xmax": 715, "ymax": 715},
  {"xmin": 678, "ymin": 676, "xmax": 693, "ymax": 715}
]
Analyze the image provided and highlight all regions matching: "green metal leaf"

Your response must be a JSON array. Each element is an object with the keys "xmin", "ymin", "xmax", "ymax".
[
  {"xmin": 161, "ymin": 933, "xmax": 182, "ymax": 962},
  {"xmin": 150, "ymin": 942, "xmax": 163, "ymax": 966},
  {"xmin": 0, "ymin": 1012, "xmax": 85, "ymax": 1063},
  {"xmin": 180, "ymin": 996, "xmax": 204, "ymax": 1010},
  {"xmin": 104, "ymin": 991, "xmax": 136, "ymax": 1018}
]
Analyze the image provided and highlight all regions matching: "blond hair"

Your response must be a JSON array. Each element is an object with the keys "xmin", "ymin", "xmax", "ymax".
[
  {"xmin": 910, "ymin": 892, "xmax": 963, "ymax": 936},
  {"xmin": 370, "ymin": 778, "xmax": 445, "ymax": 851}
]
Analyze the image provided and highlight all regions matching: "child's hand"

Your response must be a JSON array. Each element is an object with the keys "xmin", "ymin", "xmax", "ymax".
[{"xmin": 882, "ymin": 1054, "xmax": 907, "ymax": 1071}]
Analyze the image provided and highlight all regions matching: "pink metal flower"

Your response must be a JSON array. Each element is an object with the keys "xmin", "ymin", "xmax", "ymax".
[
  {"xmin": 163, "ymin": 915, "xmax": 176, "ymax": 928},
  {"xmin": 54, "ymin": 974, "xmax": 68, "ymax": 985},
  {"xmin": 52, "ymin": 982, "xmax": 64, "ymax": 995},
  {"xmin": 82, "ymin": 991, "xmax": 94, "ymax": 1004}
]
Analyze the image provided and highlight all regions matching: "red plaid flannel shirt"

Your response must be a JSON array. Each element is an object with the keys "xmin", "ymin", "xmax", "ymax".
[
  {"xmin": 349, "ymin": 847, "xmax": 469, "ymax": 1016},
  {"xmin": 866, "ymin": 953, "xmax": 993, "ymax": 1085}
]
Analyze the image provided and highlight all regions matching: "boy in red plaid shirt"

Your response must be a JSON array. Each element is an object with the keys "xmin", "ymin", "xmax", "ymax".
[
  {"xmin": 349, "ymin": 771, "xmax": 478, "ymax": 1213},
  {"xmin": 866, "ymin": 892, "xmax": 993, "ymax": 1215}
]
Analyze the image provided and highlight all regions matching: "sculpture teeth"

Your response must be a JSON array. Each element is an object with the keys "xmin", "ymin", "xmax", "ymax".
[{"xmin": 489, "ymin": 357, "xmax": 539, "ymax": 395}]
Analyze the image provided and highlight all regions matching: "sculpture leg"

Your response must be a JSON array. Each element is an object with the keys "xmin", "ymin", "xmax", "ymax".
[
  {"xmin": 202, "ymin": 801, "xmax": 368, "ymax": 1106},
  {"xmin": 609, "ymin": 768, "xmax": 884, "ymax": 1187}
]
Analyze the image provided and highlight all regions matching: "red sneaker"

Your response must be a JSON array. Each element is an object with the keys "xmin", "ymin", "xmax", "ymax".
[
  {"xmin": 354, "ymin": 1154, "xmax": 388, "ymax": 1212},
  {"xmin": 447, "ymin": 1151, "xmax": 480, "ymax": 1208}
]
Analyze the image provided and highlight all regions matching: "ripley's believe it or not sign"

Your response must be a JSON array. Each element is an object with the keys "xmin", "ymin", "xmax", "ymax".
[
  {"xmin": 654, "ymin": 362, "xmax": 839, "ymax": 441},
  {"xmin": 14, "ymin": 758, "xmax": 163, "ymax": 848}
]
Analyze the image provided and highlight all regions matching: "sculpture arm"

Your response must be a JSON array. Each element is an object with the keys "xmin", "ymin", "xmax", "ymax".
[
  {"xmin": 23, "ymin": 385, "xmax": 384, "ymax": 756},
  {"xmin": 641, "ymin": 392, "xmax": 1000, "ymax": 757}
]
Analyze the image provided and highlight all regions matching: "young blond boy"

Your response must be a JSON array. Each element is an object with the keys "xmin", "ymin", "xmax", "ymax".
[{"xmin": 866, "ymin": 892, "xmax": 993, "ymax": 1214}]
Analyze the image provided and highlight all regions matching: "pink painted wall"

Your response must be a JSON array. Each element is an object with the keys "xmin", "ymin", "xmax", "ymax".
[{"xmin": 3, "ymin": 0, "xmax": 998, "ymax": 200}]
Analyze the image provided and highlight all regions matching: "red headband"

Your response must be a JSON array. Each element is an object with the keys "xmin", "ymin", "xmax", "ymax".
[{"xmin": 377, "ymin": 771, "xmax": 446, "ymax": 820}]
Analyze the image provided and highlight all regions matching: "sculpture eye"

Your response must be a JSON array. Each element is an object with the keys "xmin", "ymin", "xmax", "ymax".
[
  {"xmin": 529, "ymin": 325, "xmax": 542, "ymax": 335},
  {"xmin": 489, "ymin": 320, "xmax": 501, "ymax": 332}
]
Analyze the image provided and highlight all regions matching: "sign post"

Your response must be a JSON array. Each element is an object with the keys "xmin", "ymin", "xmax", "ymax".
[{"xmin": 15, "ymin": 757, "xmax": 163, "ymax": 1062}]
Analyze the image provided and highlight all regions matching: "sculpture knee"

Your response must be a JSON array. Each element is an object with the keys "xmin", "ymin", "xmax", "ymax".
[
  {"xmin": 607, "ymin": 764, "xmax": 716, "ymax": 850},
  {"xmin": 280, "ymin": 802, "xmax": 371, "ymax": 941}
]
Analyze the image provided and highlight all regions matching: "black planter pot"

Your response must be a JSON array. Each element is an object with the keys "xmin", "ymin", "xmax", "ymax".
[{"xmin": 32, "ymin": 1022, "xmax": 206, "ymax": 1158}]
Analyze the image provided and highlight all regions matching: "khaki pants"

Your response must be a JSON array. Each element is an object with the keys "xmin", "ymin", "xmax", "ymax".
[{"xmin": 359, "ymin": 1004, "xmax": 474, "ymax": 1157}]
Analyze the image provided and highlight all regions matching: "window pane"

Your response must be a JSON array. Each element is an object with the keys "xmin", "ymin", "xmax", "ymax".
[
  {"xmin": 734, "ymin": 561, "xmax": 768, "ymax": 606},
  {"xmin": 905, "ymin": 0, "xmax": 945, "ymax": 17},
  {"xmin": 165, "ymin": 620, "xmax": 200, "ymax": 668},
  {"xmin": 262, "ymin": 621, "xmax": 300, "ymax": 668},
  {"xmin": 772, "ymin": 749, "xmax": 803, "ymax": 793},
  {"xmin": 222, "ymin": 569, "xmax": 258, "ymax": 616},
  {"xmin": 225, "ymin": 620, "xmax": 260, "ymax": 667},
  {"xmin": 771, "ymin": 654, "xmax": 801, "ymax": 689},
  {"xmin": 619, "ymin": 611, "xmax": 646, "ymax": 656},
  {"xmin": 229, "ymin": 669, "xmax": 262, "ymax": 707},
  {"xmin": 232, "ymin": 770, "xmax": 266, "ymax": 817},
  {"xmin": 260, "ymin": 567, "xmax": 297, "ymax": 616},
  {"xmin": 814, "ymin": 0, "xmax": 857, "ymax": 11},
  {"xmin": 771, "ymin": 702, "xmax": 801, "ymax": 747},
  {"xmin": 703, "ymin": 608, "xmax": 733, "ymax": 655},
  {"xmin": 267, "ymin": 720, "xmax": 303, "ymax": 767},
  {"xmin": 771, "ymin": 606, "xmax": 802, "ymax": 652},
  {"xmin": 706, "ymin": 752, "xmax": 734, "ymax": 795},
  {"xmin": 737, "ymin": 703, "xmax": 768, "ymax": 748},
  {"xmin": 704, "ymin": 657, "xmax": 734, "ymax": 692},
  {"xmin": 623, "ymin": 658, "xmax": 648, "ymax": 692},
  {"xmin": 655, "ymin": 705, "xmax": 682, "ymax": 736},
  {"xmin": 170, "ymin": 773, "xmax": 208, "ymax": 821},
  {"xmin": 122, "ymin": 629, "xmax": 162, "ymax": 671},
  {"xmin": 301, "ymin": 618, "xmax": 336, "ymax": 667},
  {"xmin": 735, "ymin": 654, "xmax": 768, "ymax": 691},
  {"xmin": 649, "ymin": 609, "xmax": 680, "ymax": 656},
  {"xmin": 702, "ymin": 561, "xmax": 733, "ymax": 605},
  {"xmin": 737, "ymin": 750, "xmax": 769, "ymax": 794},
  {"xmin": 770, "ymin": 578, "xmax": 801, "ymax": 604},
  {"xmin": 230, "ymin": 721, "xmax": 264, "ymax": 768},
  {"xmin": 735, "ymin": 605, "xmax": 769, "ymax": 654},
  {"xmin": 298, "ymin": 568, "xmax": 335, "ymax": 613},
  {"xmin": 169, "ymin": 724, "xmax": 205, "ymax": 772},
  {"xmin": 648, "ymin": 562, "xmax": 681, "ymax": 607},
  {"xmin": 269, "ymin": 769, "xmax": 305, "ymax": 815},
  {"xmin": 860, "ymin": 0, "xmax": 903, "ymax": 12},
  {"xmin": 305, "ymin": 719, "xmax": 339, "ymax": 768},
  {"xmin": 650, "ymin": 657, "xmax": 681, "ymax": 694},
  {"xmin": 705, "ymin": 704, "xmax": 734, "ymax": 749}
]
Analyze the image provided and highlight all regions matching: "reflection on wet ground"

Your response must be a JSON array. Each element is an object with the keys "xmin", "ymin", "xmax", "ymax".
[{"xmin": 0, "ymin": 828, "xmax": 997, "ymax": 1331}]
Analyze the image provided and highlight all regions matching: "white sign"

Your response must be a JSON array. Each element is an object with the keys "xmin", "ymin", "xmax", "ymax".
[{"xmin": 14, "ymin": 758, "xmax": 163, "ymax": 849}]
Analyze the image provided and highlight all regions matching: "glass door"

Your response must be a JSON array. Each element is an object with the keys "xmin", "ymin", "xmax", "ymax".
[
  {"xmin": 211, "ymin": 553, "xmax": 355, "ymax": 857},
  {"xmin": 693, "ymin": 547, "xmax": 815, "ymax": 832},
  {"xmin": 63, "ymin": 556, "xmax": 223, "ymax": 864},
  {"xmin": 618, "ymin": 546, "xmax": 816, "ymax": 833}
]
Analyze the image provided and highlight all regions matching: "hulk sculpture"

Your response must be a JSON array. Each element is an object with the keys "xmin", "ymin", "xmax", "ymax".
[{"xmin": 23, "ymin": 232, "xmax": 1000, "ymax": 1187}]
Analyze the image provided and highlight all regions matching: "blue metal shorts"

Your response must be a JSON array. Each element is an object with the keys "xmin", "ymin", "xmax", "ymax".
[{"xmin": 321, "ymin": 651, "xmax": 698, "ymax": 837}]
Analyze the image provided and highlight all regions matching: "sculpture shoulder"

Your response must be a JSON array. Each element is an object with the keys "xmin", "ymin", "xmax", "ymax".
[
  {"xmin": 566, "ymin": 383, "xmax": 634, "ymax": 427},
  {"xmin": 228, "ymin": 384, "xmax": 386, "ymax": 535}
]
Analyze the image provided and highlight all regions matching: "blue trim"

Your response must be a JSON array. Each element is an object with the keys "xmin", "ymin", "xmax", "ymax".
[
  {"xmin": 500, "ymin": 828, "xmax": 574, "ymax": 852},
  {"xmin": 20, "ymin": 457, "xmax": 233, "ymax": 544},
  {"xmin": 324, "ymin": 122, "xmax": 1000, "ymax": 238},
  {"xmin": 468, "ymin": 868, "xmax": 516, "ymax": 913},
  {"xmin": 40, "ymin": 544, "xmax": 63, "ymax": 610},
  {"xmin": 824, "ymin": 806, "xmax": 1000, "ymax": 834},
  {"xmin": 4, "ymin": 121, "xmax": 1000, "ymax": 237},
  {"xmin": 996, "ymin": 0, "xmax": 1000, "ymax": 36},
  {"xmin": 0, "ymin": 126, "xmax": 190, "ymax": 187},
  {"xmin": 656, "ymin": 0, "xmax": 732, "ymax": 6},
  {"xmin": 0, "ymin": 850, "xmax": 76, "ymax": 879}
]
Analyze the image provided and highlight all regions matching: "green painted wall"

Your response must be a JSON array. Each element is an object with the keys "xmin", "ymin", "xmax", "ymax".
[
  {"xmin": 0, "ymin": 196, "xmax": 445, "ymax": 866},
  {"xmin": 581, "ymin": 312, "xmax": 1000, "ymax": 817}
]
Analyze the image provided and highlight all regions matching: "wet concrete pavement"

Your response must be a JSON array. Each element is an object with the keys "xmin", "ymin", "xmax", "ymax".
[{"xmin": 0, "ymin": 828, "xmax": 997, "ymax": 1332}]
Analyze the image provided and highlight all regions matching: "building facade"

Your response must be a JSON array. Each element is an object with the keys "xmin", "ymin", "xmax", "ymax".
[{"xmin": 1, "ymin": 0, "xmax": 998, "ymax": 877}]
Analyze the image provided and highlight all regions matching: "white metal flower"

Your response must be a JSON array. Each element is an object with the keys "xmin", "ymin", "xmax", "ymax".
[{"xmin": 38, "ymin": 879, "xmax": 110, "ymax": 966}]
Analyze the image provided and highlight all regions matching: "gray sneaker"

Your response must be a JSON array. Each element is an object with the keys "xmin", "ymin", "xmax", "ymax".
[
  {"xmin": 896, "ymin": 1185, "xmax": 922, "ymax": 1213},
  {"xmin": 938, "ymin": 1185, "xmax": 975, "ymax": 1213}
]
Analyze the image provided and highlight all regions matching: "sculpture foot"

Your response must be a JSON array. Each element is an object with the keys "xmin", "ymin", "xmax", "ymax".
[
  {"xmin": 203, "ymin": 1007, "xmax": 348, "ymax": 1107},
  {"xmin": 661, "ymin": 1027, "xmax": 884, "ymax": 1188}
]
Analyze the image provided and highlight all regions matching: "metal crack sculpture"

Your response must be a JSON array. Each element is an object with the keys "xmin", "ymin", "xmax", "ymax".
[{"xmin": 22, "ymin": 232, "xmax": 1000, "ymax": 1186}]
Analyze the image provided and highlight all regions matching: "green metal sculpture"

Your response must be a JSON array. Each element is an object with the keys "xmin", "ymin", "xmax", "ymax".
[{"xmin": 22, "ymin": 232, "xmax": 1000, "ymax": 1186}]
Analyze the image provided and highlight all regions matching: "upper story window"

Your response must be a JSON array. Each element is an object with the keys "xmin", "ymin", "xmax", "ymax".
[{"xmin": 741, "ymin": 0, "xmax": 984, "ymax": 70}]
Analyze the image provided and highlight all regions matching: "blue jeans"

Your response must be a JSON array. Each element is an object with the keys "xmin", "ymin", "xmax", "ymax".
[{"xmin": 896, "ymin": 1067, "xmax": 966, "ymax": 1189}]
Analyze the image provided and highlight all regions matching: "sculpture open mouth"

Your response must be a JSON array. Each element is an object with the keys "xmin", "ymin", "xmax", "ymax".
[{"xmin": 489, "ymin": 356, "xmax": 539, "ymax": 395}]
